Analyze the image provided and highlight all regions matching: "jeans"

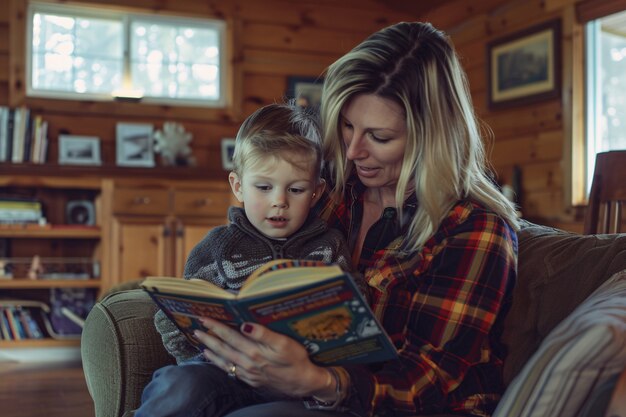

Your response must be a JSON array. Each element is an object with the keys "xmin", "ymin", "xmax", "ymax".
[
  {"xmin": 135, "ymin": 360, "xmax": 276, "ymax": 417},
  {"xmin": 135, "ymin": 360, "xmax": 357, "ymax": 417}
]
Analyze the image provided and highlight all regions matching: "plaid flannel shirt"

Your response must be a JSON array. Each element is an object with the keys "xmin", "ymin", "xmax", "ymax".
[{"xmin": 317, "ymin": 178, "xmax": 518, "ymax": 417}]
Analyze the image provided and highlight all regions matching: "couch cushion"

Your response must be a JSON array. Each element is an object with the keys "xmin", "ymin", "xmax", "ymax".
[
  {"xmin": 494, "ymin": 269, "xmax": 626, "ymax": 417},
  {"xmin": 502, "ymin": 221, "xmax": 626, "ymax": 384}
]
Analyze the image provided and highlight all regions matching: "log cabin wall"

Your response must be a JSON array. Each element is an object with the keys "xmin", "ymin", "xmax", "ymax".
[
  {"xmin": 421, "ymin": 0, "xmax": 586, "ymax": 232},
  {"xmin": 1, "ymin": 0, "xmax": 591, "ymax": 232},
  {"xmin": 0, "ymin": 0, "xmax": 412, "ymax": 173}
]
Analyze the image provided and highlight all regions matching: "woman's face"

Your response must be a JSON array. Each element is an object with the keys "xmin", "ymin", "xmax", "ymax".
[{"xmin": 340, "ymin": 93, "xmax": 407, "ymax": 192}]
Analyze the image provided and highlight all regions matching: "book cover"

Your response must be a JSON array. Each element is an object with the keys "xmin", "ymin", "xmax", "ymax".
[
  {"xmin": 142, "ymin": 260, "xmax": 398, "ymax": 366},
  {"xmin": 0, "ymin": 106, "xmax": 8, "ymax": 162},
  {"xmin": 3, "ymin": 307, "xmax": 22, "ymax": 340},
  {"xmin": 19, "ymin": 308, "xmax": 44, "ymax": 339},
  {"xmin": 0, "ymin": 308, "xmax": 12, "ymax": 340}
]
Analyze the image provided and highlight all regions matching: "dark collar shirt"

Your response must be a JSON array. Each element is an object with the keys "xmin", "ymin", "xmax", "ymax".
[{"xmin": 317, "ymin": 177, "xmax": 518, "ymax": 417}]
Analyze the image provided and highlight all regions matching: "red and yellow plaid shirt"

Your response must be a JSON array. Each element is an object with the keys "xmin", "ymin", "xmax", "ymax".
[{"xmin": 318, "ymin": 178, "xmax": 518, "ymax": 417}]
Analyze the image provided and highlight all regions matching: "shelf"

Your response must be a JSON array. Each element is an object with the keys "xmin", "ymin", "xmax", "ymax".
[
  {"xmin": 0, "ymin": 226, "xmax": 101, "ymax": 238},
  {"xmin": 0, "ymin": 279, "xmax": 101, "ymax": 289},
  {"xmin": 0, "ymin": 163, "xmax": 225, "ymax": 181},
  {"xmin": 0, "ymin": 338, "xmax": 80, "ymax": 348}
]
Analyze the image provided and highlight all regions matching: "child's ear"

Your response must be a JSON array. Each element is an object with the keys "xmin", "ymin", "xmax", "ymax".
[
  {"xmin": 228, "ymin": 172, "xmax": 244, "ymax": 203},
  {"xmin": 310, "ymin": 179, "xmax": 326, "ymax": 207}
]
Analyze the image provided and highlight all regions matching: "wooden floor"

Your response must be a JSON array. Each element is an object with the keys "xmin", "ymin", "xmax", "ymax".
[{"xmin": 0, "ymin": 360, "xmax": 95, "ymax": 417}]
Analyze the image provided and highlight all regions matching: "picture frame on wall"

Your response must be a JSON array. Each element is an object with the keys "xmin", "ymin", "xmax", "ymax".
[
  {"xmin": 116, "ymin": 122, "xmax": 155, "ymax": 167},
  {"xmin": 221, "ymin": 138, "xmax": 236, "ymax": 170},
  {"xmin": 286, "ymin": 76, "xmax": 323, "ymax": 109},
  {"xmin": 487, "ymin": 19, "xmax": 561, "ymax": 109},
  {"xmin": 58, "ymin": 135, "xmax": 102, "ymax": 166}
]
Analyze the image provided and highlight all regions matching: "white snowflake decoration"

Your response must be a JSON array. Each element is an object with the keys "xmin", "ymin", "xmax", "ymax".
[{"xmin": 154, "ymin": 122, "xmax": 196, "ymax": 166}]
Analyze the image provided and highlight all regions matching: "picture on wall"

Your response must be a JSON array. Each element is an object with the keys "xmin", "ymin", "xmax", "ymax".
[
  {"xmin": 286, "ymin": 76, "xmax": 323, "ymax": 109},
  {"xmin": 221, "ymin": 138, "xmax": 236, "ymax": 170},
  {"xmin": 487, "ymin": 19, "xmax": 561, "ymax": 109},
  {"xmin": 116, "ymin": 123, "xmax": 155, "ymax": 167},
  {"xmin": 58, "ymin": 135, "xmax": 102, "ymax": 166}
]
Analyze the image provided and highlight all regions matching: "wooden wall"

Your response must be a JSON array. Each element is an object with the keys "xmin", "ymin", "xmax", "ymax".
[
  {"xmin": 0, "ymin": 0, "xmax": 411, "ymax": 172},
  {"xmin": 1, "ymin": 0, "xmax": 590, "ymax": 232},
  {"xmin": 422, "ymin": 0, "xmax": 585, "ymax": 232}
]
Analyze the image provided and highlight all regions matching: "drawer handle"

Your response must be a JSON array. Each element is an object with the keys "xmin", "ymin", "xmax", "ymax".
[
  {"xmin": 194, "ymin": 198, "xmax": 212, "ymax": 207},
  {"xmin": 133, "ymin": 196, "xmax": 152, "ymax": 205}
]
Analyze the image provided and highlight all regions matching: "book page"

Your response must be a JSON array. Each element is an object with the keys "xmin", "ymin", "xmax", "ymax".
[
  {"xmin": 240, "ymin": 260, "xmax": 344, "ymax": 297},
  {"xmin": 142, "ymin": 276, "xmax": 236, "ymax": 299}
]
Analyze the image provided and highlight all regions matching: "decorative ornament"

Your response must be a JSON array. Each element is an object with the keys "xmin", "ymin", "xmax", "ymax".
[{"xmin": 154, "ymin": 122, "xmax": 196, "ymax": 166}]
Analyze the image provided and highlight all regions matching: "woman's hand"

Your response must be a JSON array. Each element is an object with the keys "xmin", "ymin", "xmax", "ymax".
[{"xmin": 194, "ymin": 317, "xmax": 331, "ymax": 398}]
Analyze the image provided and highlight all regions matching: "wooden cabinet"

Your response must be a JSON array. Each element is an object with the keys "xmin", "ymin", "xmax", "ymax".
[
  {"xmin": 102, "ymin": 179, "xmax": 232, "ymax": 289},
  {"xmin": 0, "ymin": 167, "xmax": 234, "ymax": 350}
]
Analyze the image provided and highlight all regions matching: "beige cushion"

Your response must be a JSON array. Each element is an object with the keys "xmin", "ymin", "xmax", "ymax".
[
  {"xmin": 502, "ymin": 222, "xmax": 626, "ymax": 384},
  {"xmin": 494, "ymin": 269, "xmax": 626, "ymax": 417}
]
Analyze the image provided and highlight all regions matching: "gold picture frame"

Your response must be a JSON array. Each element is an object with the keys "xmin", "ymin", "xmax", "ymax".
[{"xmin": 487, "ymin": 19, "xmax": 561, "ymax": 109}]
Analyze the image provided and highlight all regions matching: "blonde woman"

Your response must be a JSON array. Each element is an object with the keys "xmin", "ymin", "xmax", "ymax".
[{"xmin": 177, "ymin": 22, "xmax": 519, "ymax": 417}]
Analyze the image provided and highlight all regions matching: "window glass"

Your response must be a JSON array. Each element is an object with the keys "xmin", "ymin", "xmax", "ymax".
[
  {"xmin": 28, "ymin": 4, "xmax": 225, "ymax": 106},
  {"xmin": 586, "ymin": 11, "xmax": 626, "ymax": 193},
  {"xmin": 31, "ymin": 12, "xmax": 123, "ymax": 94},
  {"xmin": 130, "ymin": 19, "xmax": 221, "ymax": 100}
]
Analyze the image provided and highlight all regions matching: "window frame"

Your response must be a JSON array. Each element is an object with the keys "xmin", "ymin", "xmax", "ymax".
[{"xmin": 25, "ymin": 2, "xmax": 228, "ymax": 108}]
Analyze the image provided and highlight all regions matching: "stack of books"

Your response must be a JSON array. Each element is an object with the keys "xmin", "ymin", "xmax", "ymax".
[
  {"xmin": 0, "ymin": 106, "xmax": 49, "ymax": 164},
  {"xmin": 0, "ymin": 198, "xmax": 45, "ymax": 225}
]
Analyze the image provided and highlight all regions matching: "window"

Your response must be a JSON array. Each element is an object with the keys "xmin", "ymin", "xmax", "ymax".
[
  {"xmin": 585, "ymin": 10, "xmax": 626, "ymax": 194},
  {"xmin": 27, "ymin": 3, "xmax": 226, "ymax": 107}
]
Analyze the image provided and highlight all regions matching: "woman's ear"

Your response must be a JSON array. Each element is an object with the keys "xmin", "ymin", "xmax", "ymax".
[
  {"xmin": 310, "ymin": 179, "xmax": 326, "ymax": 207},
  {"xmin": 228, "ymin": 172, "xmax": 245, "ymax": 203}
]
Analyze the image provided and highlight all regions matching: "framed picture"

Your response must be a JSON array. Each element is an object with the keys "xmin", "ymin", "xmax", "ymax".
[
  {"xmin": 58, "ymin": 135, "xmax": 101, "ymax": 165},
  {"xmin": 286, "ymin": 76, "xmax": 323, "ymax": 108},
  {"xmin": 221, "ymin": 138, "xmax": 236, "ymax": 170},
  {"xmin": 116, "ymin": 123, "xmax": 155, "ymax": 167},
  {"xmin": 487, "ymin": 19, "xmax": 561, "ymax": 109}
]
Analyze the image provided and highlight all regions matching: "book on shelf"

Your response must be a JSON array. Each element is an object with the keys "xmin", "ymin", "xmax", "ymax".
[
  {"xmin": 0, "ymin": 308, "xmax": 12, "ymax": 339},
  {"xmin": 2, "ymin": 306, "xmax": 22, "ymax": 340},
  {"xmin": 0, "ymin": 198, "xmax": 43, "ymax": 223},
  {"xmin": 0, "ymin": 106, "xmax": 9, "ymax": 162},
  {"xmin": 141, "ymin": 259, "xmax": 398, "ymax": 366}
]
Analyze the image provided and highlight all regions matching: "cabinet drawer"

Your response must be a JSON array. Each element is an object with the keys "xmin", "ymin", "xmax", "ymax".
[
  {"xmin": 174, "ymin": 190, "xmax": 230, "ymax": 217},
  {"xmin": 112, "ymin": 188, "xmax": 170, "ymax": 215}
]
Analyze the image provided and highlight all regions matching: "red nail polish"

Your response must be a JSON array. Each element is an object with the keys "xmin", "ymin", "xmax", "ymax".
[{"xmin": 242, "ymin": 323, "xmax": 253, "ymax": 334}]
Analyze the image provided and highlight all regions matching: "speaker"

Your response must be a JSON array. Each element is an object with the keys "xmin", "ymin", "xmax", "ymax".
[{"xmin": 66, "ymin": 200, "xmax": 95, "ymax": 225}]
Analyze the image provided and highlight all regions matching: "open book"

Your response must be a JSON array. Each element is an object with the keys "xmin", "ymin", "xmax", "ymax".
[{"xmin": 141, "ymin": 259, "xmax": 397, "ymax": 366}]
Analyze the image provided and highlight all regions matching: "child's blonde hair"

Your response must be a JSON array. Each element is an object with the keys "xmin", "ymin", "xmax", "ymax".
[{"xmin": 233, "ymin": 102, "xmax": 323, "ymax": 179}]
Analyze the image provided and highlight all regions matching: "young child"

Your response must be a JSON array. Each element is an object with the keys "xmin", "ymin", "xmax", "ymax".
[{"xmin": 154, "ymin": 102, "xmax": 355, "ymax": 363}]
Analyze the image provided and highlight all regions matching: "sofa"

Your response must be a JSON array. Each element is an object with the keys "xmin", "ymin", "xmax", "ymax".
[{"xmin": 81, "ymin": 220, "xmax": 626, "ymax": 417}]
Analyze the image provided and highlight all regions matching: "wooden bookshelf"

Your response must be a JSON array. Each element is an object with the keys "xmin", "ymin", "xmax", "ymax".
[
  {"xmin": 0, "ymin": 338, "xmax": 80, "ymax": 348},
  {"xmin": 0, "ymin": 279, "xmax": 101, "ymax": 289}
]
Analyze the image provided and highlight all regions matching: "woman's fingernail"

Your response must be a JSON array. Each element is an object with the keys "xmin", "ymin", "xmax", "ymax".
[{"xmin": 242, "ymin": 323, "xmax": 253, "ymax": 334}]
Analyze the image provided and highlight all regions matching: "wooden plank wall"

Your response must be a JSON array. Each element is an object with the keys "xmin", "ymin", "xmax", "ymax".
[
  {"xmin": 423, "ymin": 0, "xmax": 584, "ymax": 232},
  {"xmin": 0, "ymin": 0, "xmax": 410, "ymax": 173},
  {"xmin": 1, "ymin": 0, "xmax": 591, "ymax": 232}
]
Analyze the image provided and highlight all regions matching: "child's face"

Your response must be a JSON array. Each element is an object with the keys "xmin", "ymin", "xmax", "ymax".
[{"xmin": 229, "ymin": 153, "xmax": 325, "ymax": 239}]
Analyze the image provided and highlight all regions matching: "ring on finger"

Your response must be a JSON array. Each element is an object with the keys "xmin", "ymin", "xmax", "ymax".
[{"xmin": 227, "ymin": 363, "xmax": 237, "ymax": 379}]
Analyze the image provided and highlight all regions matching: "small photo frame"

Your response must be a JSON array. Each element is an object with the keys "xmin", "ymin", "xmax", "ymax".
[
  {"xmin": 487, "ymin": 19, "xmax": 561, "ymax": 109},
  {"xmin": 58, "ymin": 135, "xmax": 101, "ymax": 166},
  {"xmin": 286, "ymin": 76, "xmax": 323, "ymax": 109},
  {"xmin": 116, "ymin": 122, "xmax": 155, "ymax": 167},
  {"xmin": 221, "ymin": 138, "xmax": 236, "ymax": 170}
]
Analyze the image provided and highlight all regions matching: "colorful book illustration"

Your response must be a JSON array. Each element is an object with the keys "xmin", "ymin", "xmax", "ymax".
[{"xmin": 142, "ymin": 259, "xmax": 398, "ymax": 366}]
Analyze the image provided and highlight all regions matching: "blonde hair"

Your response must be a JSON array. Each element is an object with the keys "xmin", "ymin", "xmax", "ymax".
[
  {"xmin": 321, "ymin": 22, "xmax": 519, "ymax": 252},
  {"xmin": 233, "ymin": 102, "xmax": 323, "ymax": 179}
]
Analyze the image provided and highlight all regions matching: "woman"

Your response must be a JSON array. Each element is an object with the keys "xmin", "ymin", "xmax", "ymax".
[{"xmin": 152, "ymin": 21, "xmax": 519, "ymax": 417}]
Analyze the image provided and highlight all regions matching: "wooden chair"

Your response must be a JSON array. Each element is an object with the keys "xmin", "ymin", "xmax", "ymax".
[{"xmin": 583, "ymin": 150, "xmax": 626, "ymax": 234}]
